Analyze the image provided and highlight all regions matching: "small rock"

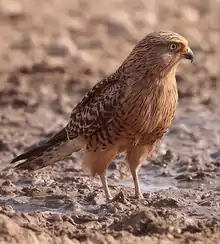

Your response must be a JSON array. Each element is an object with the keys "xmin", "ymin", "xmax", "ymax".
[
  {"xmin": 0, "ymin": 0, "xmax": 24, "ymax": 17},
  {"xmin": 46, "ymin": 36, "xmax": 78, "ymax": 57},
  {"xmin": 22, "ymin": 187, "xmax": 41, "ymax": 197},
  {"xmin": 162, "ymin": 150, "xmax": 174, "ymax": 163},
  {"xmin": 0, "ymin": 205, "xmax": 15, "ymax": 216},
  {"xmin": 167, "ymin": 233, "xmax": 174, "ymax": 240},
  {"xmin": 111, "ymin": 189, "xmax": 126, "ymax": 204},
  {"xmin": 2, "ymin": 179, "xmax": 13, "ymax": 187},
  {"xmin": 199, "ymin": 201, "xmax": 211, "ymax": 206},
  {"xmin": 154, "ymin": 198, "xmax": 179, "ymax": 208},
  {"xmin": 210, "ymin": 150, "xmax": 220, "ymax": 159},
  {"xmin": 11, "ymin": 34, "xmax": 33, "ymax": 50},
  {"xmin": 107, "ymin": 10, "xmax": 134, "ymax": 34},
  {"xmin": 48, "ymin": 213, "xmax": 63, "ymax": 222},
  {"xmin": 0, "ymin": 139, "xmax": 9, "ymax": 151},
  {"xmin": 168, "ymin": 225, "xmax": 174, "ymax": 233}
]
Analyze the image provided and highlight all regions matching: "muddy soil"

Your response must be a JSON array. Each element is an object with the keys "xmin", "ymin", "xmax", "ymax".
[{"xmin": 0, "ymin": 0, "xmax": 220, "ymax": 243}]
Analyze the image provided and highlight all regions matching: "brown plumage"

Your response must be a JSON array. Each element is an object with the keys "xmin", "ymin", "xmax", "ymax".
[{"xmin": 10, "ymin": 31, "xmax": 194, "ymax": 201}]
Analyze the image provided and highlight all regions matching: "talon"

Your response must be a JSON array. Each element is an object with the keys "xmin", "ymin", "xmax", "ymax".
[
  {"xmin": 135, "ymin": 193, "xmax": 144, "ymax": 200},
  {"xmin": 106, "ymin": 197, "xmax": 113, "ymax": 203}
]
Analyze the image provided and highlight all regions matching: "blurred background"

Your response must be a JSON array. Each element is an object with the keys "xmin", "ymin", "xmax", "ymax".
[
  {"xmin": 0, "ymin": 0, "xmax": 220, "ymax": 160},
  {"xmin": 0, "ymin": 1, "xmax": 220, "ymax": 242}
]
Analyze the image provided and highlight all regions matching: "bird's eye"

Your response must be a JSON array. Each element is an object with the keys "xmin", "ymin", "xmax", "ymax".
[{"xmin": 168, "ymin": 43, "xmax": 178, "ymax": 51}]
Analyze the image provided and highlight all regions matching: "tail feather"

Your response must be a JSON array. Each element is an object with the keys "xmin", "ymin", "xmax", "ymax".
[{"xmin": 10, "ymin": 128, "xmax": 83, "ymax": 170}]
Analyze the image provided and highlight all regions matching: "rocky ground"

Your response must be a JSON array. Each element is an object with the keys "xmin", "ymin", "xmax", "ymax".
[{"xmin": 0, "ymin": 0, "xmax": 220, "ymax": 243}]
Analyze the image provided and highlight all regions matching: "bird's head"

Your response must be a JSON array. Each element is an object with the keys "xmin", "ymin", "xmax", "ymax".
[
  {"xmin": 121, "ymin": 30, "xmax": 194, "ymax": 80},
  {"xmin": 144, "ymin": 30, "xmax": 193, "ymax": 64}
]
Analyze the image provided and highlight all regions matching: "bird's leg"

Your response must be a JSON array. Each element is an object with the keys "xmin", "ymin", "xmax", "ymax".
[
  {"xmin": 126, "ymin": 146, "xmax": 148, "ymax": 200},
  {"xmin": 130, "ymin": 166, "xmax": 143, "ymax": 200},
  {"xmin": 83, "ymin": 147, "xmax": 118, "ymax": 202},
  {"xmin": 100, "ymin": 171, "xmax": 112, "ymax": 202}
]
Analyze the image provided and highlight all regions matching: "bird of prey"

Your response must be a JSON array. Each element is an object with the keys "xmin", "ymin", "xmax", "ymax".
[{"xmin": 10, "ymin": 31, "xmax": 194, "ymax": 202}]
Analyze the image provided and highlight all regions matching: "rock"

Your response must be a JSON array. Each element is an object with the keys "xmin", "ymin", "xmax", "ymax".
[
  {"xmin": 0, "ymin": 214, "xmax": 77, "ymax": 243},
  {"xmin": 10, "ymin": 34, "xmax": 33, "ymax": 50},
  {"xmin": 46, "ymin": 36, "xmax": 78, "ymax": 57},
  {"xmin": 0, "ymin": 214, "xmax": 39, "ymax": 243},
  {"xmin": 0, "ymin": 0, "xmax": 24, "ymax": 17}
]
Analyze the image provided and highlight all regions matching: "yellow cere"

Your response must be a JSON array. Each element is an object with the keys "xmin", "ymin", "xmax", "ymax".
[{"xmin": 182, "ymin": 45, "xmax": 189, "ymax": 53}]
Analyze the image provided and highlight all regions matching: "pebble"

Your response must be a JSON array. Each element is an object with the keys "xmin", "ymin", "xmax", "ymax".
[
  {"xmin": 46, "ymin": 36, "xmax": 78, "ymax": 57},
  {"xmin": 0, "ymin": 0, "xmax": 24, "ymax": 17}
]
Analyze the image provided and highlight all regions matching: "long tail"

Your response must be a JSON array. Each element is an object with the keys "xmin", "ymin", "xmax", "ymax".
[{"xmin": 10, "ymin": 128, "xmax": 84, "ymax": 170}]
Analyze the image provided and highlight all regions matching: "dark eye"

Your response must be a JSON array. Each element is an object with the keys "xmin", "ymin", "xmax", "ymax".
[{"xmin": 168, "ymin": 43, "xmax": 178, "ymax": 51}]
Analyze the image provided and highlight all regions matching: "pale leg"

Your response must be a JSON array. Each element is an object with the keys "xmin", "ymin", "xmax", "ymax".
[
  {"xmin": 83, "ymin": 147, "xmax": 118, "ymax": 202},
  {"xmin": 126, "ymin": 146, "xmax": 149, "ymax": 199},
  {"xmin": 100, "ymin": 172, "xmax": 112, "ymax": 202},
  {"xmin": 130, "ymin": 167, "xmax": 143, "ymax": 199}
]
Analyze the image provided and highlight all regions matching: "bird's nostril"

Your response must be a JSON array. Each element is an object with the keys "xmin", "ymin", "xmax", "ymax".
[{"xmin": 182, "ymin": 48, "xmax": 194, "ymax": 62}]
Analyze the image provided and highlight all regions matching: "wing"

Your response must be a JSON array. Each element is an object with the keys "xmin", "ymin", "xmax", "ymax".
[{"xmin": 66, "ymin": 76, "xmax": 127, "ymax": 139}]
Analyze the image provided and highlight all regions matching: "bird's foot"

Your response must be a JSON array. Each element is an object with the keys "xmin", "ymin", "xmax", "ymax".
[
  {"xmin": 135, "ymin": 192, "xmax": 144, "ymax": 200},
  {"xmin": 105, "ymin": 195, "xmax": 113, "ymax": 203}
]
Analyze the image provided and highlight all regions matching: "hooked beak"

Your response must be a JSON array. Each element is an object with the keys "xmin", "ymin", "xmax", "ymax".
[{"xmin": 182, "ymin": 47, "xmax": 194, "ymax": 63}]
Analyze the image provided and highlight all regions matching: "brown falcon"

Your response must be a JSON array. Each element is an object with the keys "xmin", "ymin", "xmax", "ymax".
[{"xmin": 10, "ymin": 31, "xmax": 194, "ymax": 201}]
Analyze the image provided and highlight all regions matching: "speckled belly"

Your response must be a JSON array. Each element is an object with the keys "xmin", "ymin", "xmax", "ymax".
[{"xmin": 87, "ymin": 85, "xmax": 177, "ymax": 151}]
